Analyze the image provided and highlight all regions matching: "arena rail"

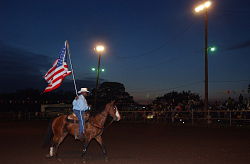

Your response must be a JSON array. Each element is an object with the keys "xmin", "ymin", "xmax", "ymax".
[
  {"xmin": 1, "ymin": 104, "xmax": 250, "ymax": 126},
  {"xmin": 118, "ymin": 110, "xmax": 250, "ymax": 126}
]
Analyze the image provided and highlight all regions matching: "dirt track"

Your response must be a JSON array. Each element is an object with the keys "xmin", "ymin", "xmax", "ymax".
[{"xmin": 0, "ymin": 120, "xmax": 250, "ymax": 164}]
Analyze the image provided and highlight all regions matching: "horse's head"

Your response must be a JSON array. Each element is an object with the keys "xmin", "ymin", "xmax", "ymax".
[{"xmin": 106, "ymin": 100, "xmax": 121, "ymax": 121}]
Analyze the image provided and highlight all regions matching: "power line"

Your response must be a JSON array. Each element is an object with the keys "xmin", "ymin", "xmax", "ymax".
[
  {"xmin": 209, "ymin": 80, "xmax": 250, "ymax": 83},
  {"xmin": 128, "ymin": 80, "xmax": 250, "ymax": 94},
  {"xmin": 115, "ymin": 21, "xmax": 195, "ymax": 60},
  {"xmin": 129, "ymin": 81, "xmax": 203, "ymax": 93},
  {"xmin": 213, "ymin": 10, "xmax": 250, "ymax": 18},
  {"xmin": 221, "ymin": 9, "xmax": 250, "ymax": 14}
]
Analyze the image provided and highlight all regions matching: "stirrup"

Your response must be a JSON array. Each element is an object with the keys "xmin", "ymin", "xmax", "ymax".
[{"xmin": 75, "ymin": 133, "xmax": 85, "ymax": 140}]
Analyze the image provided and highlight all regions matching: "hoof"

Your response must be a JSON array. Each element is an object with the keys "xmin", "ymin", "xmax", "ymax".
[
  {"xmin": 45, "ymin": 154, "xmax": 53, "ymax": 158},
  {"xmin": 82, "ymin": 159, "xmax": 86, "ymax": 164},
  {"xmin": 105, "ymin": 157, "xmax": 109, "ymax": 162},
  {"xmin": 57, "ymin": 158, "xmax": 62, "ymax": 162}
]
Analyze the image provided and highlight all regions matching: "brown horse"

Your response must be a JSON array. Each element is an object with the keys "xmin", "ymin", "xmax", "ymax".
[{"xmin": 44, "ymin": 100, "xmax": 121, "ymax": 162}]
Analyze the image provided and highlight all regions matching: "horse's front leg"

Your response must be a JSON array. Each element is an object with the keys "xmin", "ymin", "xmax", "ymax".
[
  {"xmin": 82, "ymin": 138, "xmax": 91, "ymax": 163},
  {"xmin": 95, "ymin": 135, "xmax": 108, "ymax": 162}
]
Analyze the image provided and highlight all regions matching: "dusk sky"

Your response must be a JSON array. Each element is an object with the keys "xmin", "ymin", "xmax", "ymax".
[{"xmin": 1, "ymin": 0, "xmax": 250, "ymax": 102}]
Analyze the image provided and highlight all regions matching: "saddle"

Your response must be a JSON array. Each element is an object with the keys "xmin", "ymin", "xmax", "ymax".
[
  {"xmin": 66, "ymin": 111, "xmax": 90, "ymax": 140},
  {"xmin": 66, "ymin": 111, "xmax": 90, "ymax": 124}
]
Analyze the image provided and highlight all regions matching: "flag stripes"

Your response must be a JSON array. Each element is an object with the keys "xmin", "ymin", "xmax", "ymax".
[{"xmin": 43, "ymin": 42, "xmax": 71, "ymax": 93}]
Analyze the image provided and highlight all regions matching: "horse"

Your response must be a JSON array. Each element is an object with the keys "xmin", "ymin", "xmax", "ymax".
[{"xmin": 44, "ymin": 100, "xmax": 121, "ymax": 162}]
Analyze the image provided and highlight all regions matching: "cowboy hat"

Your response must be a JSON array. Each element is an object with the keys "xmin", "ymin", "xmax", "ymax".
[{"xmin": 78, "ymin": 88, "xmax": 90, "ymax": 94}]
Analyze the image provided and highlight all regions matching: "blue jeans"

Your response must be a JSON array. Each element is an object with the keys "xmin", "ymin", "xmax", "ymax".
[{"xmin": 73, "ymin": 110, "xmax": 84, "ymax": 134}]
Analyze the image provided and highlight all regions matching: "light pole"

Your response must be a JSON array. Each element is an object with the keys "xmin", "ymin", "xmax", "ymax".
[
  {"xmin": 94, "ymin": 45, "xmax": 105, "ymax": 106},
  {"xmin": 194, "ymin": 1, "xmax": 212, "ymax": 114}
]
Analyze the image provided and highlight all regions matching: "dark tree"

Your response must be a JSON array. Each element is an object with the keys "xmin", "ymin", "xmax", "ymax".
[
  {"xmin": 89, "ymin": 82, "xmax": 136, "ymax": 111},
  {"xmin": 151, "ymin": 91, "xmax": 201, "ymax": 111}
]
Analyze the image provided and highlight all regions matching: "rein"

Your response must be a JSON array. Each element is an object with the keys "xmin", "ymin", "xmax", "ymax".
[
  {"xmin": 89, "ymin": 118, "xmax": 114, "ymax": 130},
  {"xmin": 99, "ymin": 110, "xmax": 115, "ymax": 129},
  {"xmin": 104, "ymin": 119, "xmax": 114, "ymax": 129},
  {"xmin": 89, "ymin": 121, "xmax": 104, "ymax": 129},
  {"xmin": 89, "ymin": 111, "xmax": 114, "ymax": 130}
]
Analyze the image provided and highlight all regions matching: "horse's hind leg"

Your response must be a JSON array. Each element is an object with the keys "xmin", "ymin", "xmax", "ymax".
[
  {"xmin": 48, "ymin": 132, "xmax": 68, "ymax": 158},
  {"xmin": 53, "ymin": 132, "xmax": 68, "ymax": 157},
  {"xmin": 95, "ymin": 135, "xmax": 108, "ymax": 162}
]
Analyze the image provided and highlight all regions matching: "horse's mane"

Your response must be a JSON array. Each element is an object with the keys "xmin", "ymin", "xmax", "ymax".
[{"xmin": 89, "ymin": 100, "xmax": 112, "ymax": 117}]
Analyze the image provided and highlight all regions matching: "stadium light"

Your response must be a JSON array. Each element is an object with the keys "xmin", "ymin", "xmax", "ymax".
[
  {"xmin": 209, "ymin": 46, "xmax": 217, "ymax": 52},
  {"xmin": 194, "ymin": 1, "xmax": 212, "ymax": 13},
  {"xmin": 94, "ymin": 44, "xmax": 106, "ymax": 108},
  {"xmin": 91, "ymin": 67, "xmax": 105, "ymax": 72},
  {"xmin": 193, "ymin": 0, "xmax": 214, "ymax": 121}
]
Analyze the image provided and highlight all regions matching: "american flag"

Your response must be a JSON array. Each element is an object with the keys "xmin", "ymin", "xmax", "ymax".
[{"xmin": 43, "ymin": 41, "xmax": 72, "ymax": 93}]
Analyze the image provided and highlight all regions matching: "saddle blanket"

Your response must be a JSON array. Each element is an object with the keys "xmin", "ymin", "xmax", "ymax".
[{"xmin": 66, "ymin": 112, "xmax": 89, "ymax": 124}]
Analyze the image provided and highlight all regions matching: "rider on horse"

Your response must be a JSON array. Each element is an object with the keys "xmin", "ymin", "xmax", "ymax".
[{"xmin": 73, "ymin": 88, "xmax": 90, "ymax": 139}]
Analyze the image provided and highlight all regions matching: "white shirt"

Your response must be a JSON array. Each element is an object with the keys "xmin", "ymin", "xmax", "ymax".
[{"xmin": 72, "ymin": 95, "xmax": 89, "ymax": 111}]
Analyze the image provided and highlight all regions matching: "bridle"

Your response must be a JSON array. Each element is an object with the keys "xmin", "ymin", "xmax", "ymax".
[{"xmin": 103, "ymin": 105, "xmax": 118, "ymax": 129}]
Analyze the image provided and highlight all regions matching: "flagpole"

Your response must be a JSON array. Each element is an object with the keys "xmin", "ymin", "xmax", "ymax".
[{"xmin": 66, "ymin": 40, "xmax": 78, "ymax": 96}]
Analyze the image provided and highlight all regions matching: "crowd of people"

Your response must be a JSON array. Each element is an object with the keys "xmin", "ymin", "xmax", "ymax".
[
  {"xmin": 210, "ymin": 95, "xmax": 250, "ymax": 111},
  {"xmin": 151, "ymin": 92, "xmax": 250, "ymax": 112}
]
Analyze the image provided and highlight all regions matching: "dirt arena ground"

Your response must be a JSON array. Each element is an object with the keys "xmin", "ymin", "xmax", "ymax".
[{"xmin": 1, "ymin": 120, "xmax": 250, "ymax": 164}]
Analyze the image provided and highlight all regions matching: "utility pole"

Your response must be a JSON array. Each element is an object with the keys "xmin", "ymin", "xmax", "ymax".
[{"xmin": 204, "ymin": 10, "xmax": 209, "ymax": 113}]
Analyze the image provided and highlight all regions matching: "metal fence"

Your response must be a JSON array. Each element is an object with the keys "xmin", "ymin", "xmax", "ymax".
[
  {"xmin": 119, "ymin": 110, "xmax": 250, "ymax": 126},
  {"xmin": 1, "ymin": 109, "xmax": 250, "ymax": 126}
]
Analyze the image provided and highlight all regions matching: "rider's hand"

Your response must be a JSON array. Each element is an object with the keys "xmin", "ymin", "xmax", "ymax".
[{"xmin": 75, "ymin": 96, "xmax": 79, "ymax": 100}]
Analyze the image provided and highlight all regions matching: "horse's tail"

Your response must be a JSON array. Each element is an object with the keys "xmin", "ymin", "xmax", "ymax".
[{"xmin": 42, "ymin": 119, "xmax": 54, "ymax": 147}]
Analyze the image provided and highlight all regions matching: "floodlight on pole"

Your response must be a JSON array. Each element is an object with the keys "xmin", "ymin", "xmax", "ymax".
[
  {"xmin": 194, "ymin": 1, "xmax": 212, "ymax": 13},
  {"xmin": 204, "ymin": 1, "xmax": 212, "ymax": 8},
  {"xmin": 94, "ymin": 44, "xmax": 105, "ymax": 107},
  {"xmin": 94, "ymin": 44, "xmax": 105, "ymax": 90},
  {"xmin": 91, "ymin": 67, "xmax": 105, "ymax": 72},
  {"xmin": 95, "ymin": 45, "xmax": 105, "ymax": 53},
  {"xmin": 209, "ymin": 46, "xmax": 217, "ymax": 52},
  {"xmin": 193, "ymin": 0, "xmax": 213, "ymax": 124}
]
